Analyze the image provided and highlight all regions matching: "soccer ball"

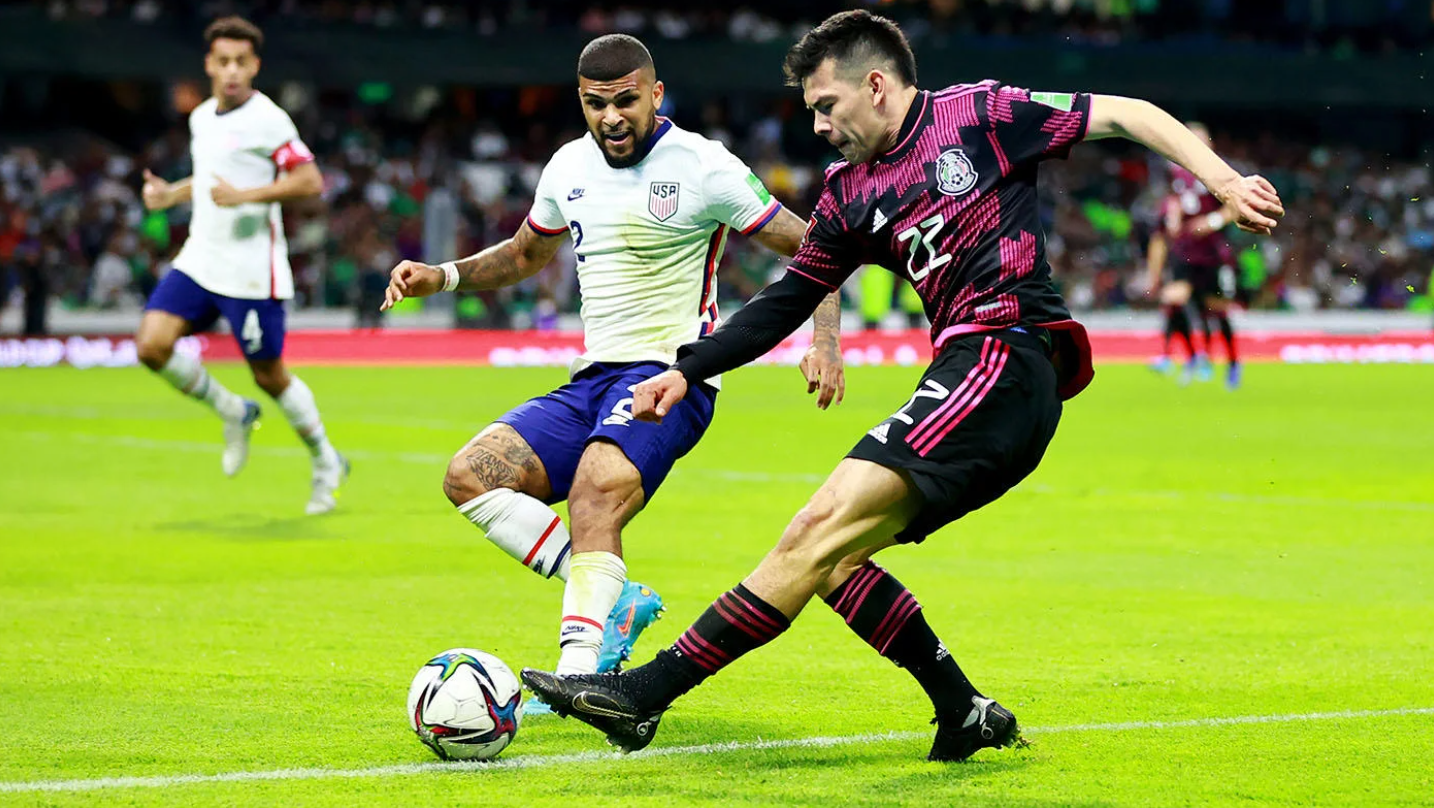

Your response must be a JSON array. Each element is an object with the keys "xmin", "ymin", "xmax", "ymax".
[{"xmin": 407, "ymin": 648, "xmax": 523, "ymax": 761}]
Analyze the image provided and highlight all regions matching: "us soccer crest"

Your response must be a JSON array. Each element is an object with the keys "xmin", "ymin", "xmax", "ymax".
[
  {"xmin": 935, "ymin": 148, "xmax": 978, "ymax": 197},
  {"xmin": 649, "ymin": 182, "xmax": 680, "ymax": 221}
]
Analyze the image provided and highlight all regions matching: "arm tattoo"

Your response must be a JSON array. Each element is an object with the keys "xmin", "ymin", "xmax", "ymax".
[
  {"xmin": 812, "ymin": 292, "xmax": 841, "ymax": 350},
  {"xmin": 454, "ymin": 241, "xmax": 531, "ymax": 291},
  {"xmin": 454, "ymin": 226, "xmax": 560, "ymax": 291}
]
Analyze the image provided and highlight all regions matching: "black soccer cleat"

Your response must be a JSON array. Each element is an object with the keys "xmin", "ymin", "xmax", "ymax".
[
  {"xmin": 928, "ymin": 696, "xmax": 1024, "ymax": 762},
  {"xmin": 521, "ymin": 668, "xmax": 664, "ymax": 753}
]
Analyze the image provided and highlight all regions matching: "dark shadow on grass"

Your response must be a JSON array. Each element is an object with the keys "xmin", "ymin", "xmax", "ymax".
[
  {"xmin": 487, "ymin": 717, "xmax": 1119, "ymax": 807},
  {"xmin": 155, "ymin": 514, "xmax": 333, "ymax": 541}
]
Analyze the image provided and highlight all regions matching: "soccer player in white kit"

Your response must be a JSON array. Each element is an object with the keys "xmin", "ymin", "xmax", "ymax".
[
  {"xmin": 382, "ymin": 35, "xmax": 845, "ymax": 693},
  {"xmin": 137, "ymin": 17, "xmax": 347, "ymax": 515}
]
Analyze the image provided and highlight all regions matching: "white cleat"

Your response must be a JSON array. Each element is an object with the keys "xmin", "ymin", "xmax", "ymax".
[
  {"xmin": 222, "ymin": 400, "xmax": 262, "ymax": 477},
  {"xmin": 305, "ymin": 453, "xmax": 350, "ymax": 515}
]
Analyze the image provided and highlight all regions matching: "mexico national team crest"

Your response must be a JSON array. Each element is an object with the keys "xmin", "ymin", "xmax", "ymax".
[
  {"xmin": 935, "ymin": 148, "xmax": 978, "ymax": 197},
  {"xmin": 649, "ymin": 182, "xmax": 680, "ymax": 221}
]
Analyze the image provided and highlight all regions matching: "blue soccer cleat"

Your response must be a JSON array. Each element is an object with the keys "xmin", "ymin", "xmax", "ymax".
[
  {"xmin": 1194, "ymin": 353, "xmax": 1214, "ymax": 383},
  {"xmin": 1148, "ymin": 355, "xmax": 1174, "ymax": 376},
  {"xmin": 1226, "ymin": 361, "xmax": 1242, "ymax": 391},
  {"xmin": 524, "ymin": 695, "xmax": 555, "ymax": 716},
  {"xmin": 524, "ymin": 581, "xmax": 665, "ymax": 717},
  {"xmin": 598, "ymin": 581, "xmax": 665, "ymax": 673}
]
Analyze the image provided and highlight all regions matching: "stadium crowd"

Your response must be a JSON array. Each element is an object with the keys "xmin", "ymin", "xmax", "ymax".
[
  {"xmin": 31, "ymin": 0, "xmax": 1434, "ymax": 52},
  {"xmin": 4, "ymin": 90, "xmax": 1429, "ymax": 336}
]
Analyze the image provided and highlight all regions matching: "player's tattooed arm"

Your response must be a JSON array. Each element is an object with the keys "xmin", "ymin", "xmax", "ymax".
[
  {"xmin": 381, "ymin": 221, "xmax": 564, "ymax": 310},
  {"xmin": 454, "ymin": 221, "xmax": 565, "ymax": 291},
  {"xmin": 801, "ymin": 291, "xmax": 846, "ymax": 409},
  {"xmin": 1085, "ymin": 95, "xmax": 1284, "ymax": 234},
  {"xmin": 749, "ymin": 208, "xmax": 809, "ymax": 258}
]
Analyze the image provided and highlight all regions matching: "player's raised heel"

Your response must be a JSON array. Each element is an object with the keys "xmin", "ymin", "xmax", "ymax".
[
  {"xmin": 222, "ymin": 400, "xmax": 262, "ymax": 477},
  {"xmin": 521, "ymin": 668, "xmax": 664, "ymax": 753},
  {"xmin": 928, "ymin": 696, "xmax": 1024, "ymax": 762},
  {"xmin": 597, "ymin": 581, "xmax": 665, "ymax": 673}
]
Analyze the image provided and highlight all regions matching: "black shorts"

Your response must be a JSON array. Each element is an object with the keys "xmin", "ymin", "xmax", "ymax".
[
  {"xmin": 1171, "ymin": 259, "xmax": 1225, "ymax": 301},
  {"xmin": 847, "ymin": 329, "xmax": 1062, "ymax": 544}
]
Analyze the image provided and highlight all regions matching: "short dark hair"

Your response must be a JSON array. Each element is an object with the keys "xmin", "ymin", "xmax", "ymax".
[
  {"xmin": 783, "ymin": 10, "xmax": 916, "ymax": 88},
  {"xmin": 204, "ymin": 16, "xmax": 263, "ymax": 53},
  {"xmin": 577, "ymin": 34, "xmax": 654, "ymax": 81}
]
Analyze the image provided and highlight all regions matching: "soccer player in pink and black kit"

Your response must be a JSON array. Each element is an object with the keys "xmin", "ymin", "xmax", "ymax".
[
  {"xmin": 524, "ymin": 10, "xmax": 1283, "ymax": 760},
  {"xmin": 1150, "ymin": 124, "xmax": 1243, "ymax": 388}
]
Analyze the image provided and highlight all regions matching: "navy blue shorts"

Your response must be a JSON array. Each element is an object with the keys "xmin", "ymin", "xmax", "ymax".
[
  {"xmin": 145, "ymin": 269, "xmax": 286, "ymax": 360},
  {"xmin": 497, "ymin": 361, "xmax": 717, "ymax": 505}
]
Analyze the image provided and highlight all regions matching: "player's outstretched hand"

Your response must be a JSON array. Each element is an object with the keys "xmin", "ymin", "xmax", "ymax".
[
  {"xmin": 380, "ymin": 261, "xmax": 444, "ymax": 311},
  {"xmin": 141, "ymin": 169, "xmax": 171, "ymax": 211},
  {"xmin": 1215, "ymin": 175, "xmax": 1284, "ymax": 235},
  {"xmin": 800, "ymin": 342, "xmax": 846, "ymax": 410},
  {"xmin": 631, "ymin": 370, "xmax": 688, "ymax": 424}
]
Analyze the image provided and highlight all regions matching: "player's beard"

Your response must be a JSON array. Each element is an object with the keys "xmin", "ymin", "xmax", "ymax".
[{"xmin": 594, "ymin": 116, "xmax": 655, "ymax": 169}]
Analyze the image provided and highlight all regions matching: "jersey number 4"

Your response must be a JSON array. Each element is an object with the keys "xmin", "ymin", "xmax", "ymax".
[
  {"xmin": 895, "ymin": 214, "xmax": 952, "ymax": 283},
  {"xmin": 240, "ymin": 309, "xmax": 264, "ymax": 355}
]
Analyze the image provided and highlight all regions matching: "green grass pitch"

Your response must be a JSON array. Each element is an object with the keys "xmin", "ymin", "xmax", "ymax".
[{"xmin": 1, "ymin": 361, "xmax": 1431, "ymax": 806}]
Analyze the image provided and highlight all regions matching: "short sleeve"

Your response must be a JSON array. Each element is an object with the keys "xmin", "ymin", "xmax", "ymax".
[
  {"xmin": 264, "ymin": 107, "xmax": 315, "ymax": 172},
  {"xmin": 984, "ymin": 83, "xmax": 1092, "ymax": 169},
  {"xmin": 703, "ymin": 150, "xmax": 782, "ymax": 235},
  {"xmin": 525, "ymin": 157, "xmax": 568, "ymax": 236},
  {"xmin": 787, "ymin": 182, "xmax": 861, "ymax": 290}
]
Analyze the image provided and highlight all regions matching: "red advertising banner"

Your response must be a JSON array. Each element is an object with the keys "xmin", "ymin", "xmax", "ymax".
[{"xmin": 3, "ymin": 329, "xmax": 1433, "ymax": 369}]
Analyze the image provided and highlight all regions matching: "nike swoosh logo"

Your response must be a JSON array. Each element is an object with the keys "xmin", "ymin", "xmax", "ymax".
[
  {"xmin": 574, "ymin": 691, "xmax": 636, "ymax": 719},
  {"xmin": 567, "ymin": 191, "xmax": 584, "ymax": 201},
  {"xmin": 618, "ymin": 604, "xmax": 636, "ymax": 634}
]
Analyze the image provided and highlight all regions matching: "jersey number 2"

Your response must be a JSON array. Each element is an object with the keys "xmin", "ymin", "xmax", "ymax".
[{"xmin": 895, "ymin": 214, "xmax": 952, "ymax": 282}]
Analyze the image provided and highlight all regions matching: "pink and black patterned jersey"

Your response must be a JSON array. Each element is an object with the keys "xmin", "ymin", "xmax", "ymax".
[
  {"xmin": 788, "ymin": 82, "xmax": 1094, "ymax": 399},
  {"xmin": 1165, "ymin": 165, "xmax": 1229, "ymax": 267}
]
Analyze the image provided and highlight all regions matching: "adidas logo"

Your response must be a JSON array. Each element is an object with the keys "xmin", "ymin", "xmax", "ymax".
[
  {"xmin": 867, "ymin": 422, "xmax": 891, "ymax": 444},
  {"xmin": 871, "ymin": 209, "xmax": 889, "ymax": 233},
  {"xmin": 935, "ymin": 641, "xmax": 950, "ymax": 662}
]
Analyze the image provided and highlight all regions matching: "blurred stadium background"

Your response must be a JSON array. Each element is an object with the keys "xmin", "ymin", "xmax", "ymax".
[{"xmin": 2, "ymin": 0, "xmax": 1432, "ymax": 366}]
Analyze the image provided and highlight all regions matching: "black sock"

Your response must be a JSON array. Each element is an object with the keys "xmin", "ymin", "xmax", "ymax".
[
  {"xmin": 1166, "ymin": 305, "xmax": 1194, "ymax": 359},
  {"xmin": 626, "ymin": 583, "xmax": 790, "ymax": 711},
  {"xmin": 1217, "ymin": 314, "xmax": 1238, "ymax": 363},
  {"xmin": 824, "ymin": 561, "xmax": 980, "ymax": 716}
]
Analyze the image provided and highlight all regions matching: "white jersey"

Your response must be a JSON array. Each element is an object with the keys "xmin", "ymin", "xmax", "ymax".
[
  {"xmin": 527, "ymin": 119, "xmax": 783, "ymax": 383},
  {"xmin": 172, "ymin": 91, "xmax": 315, "ymax": 300}
]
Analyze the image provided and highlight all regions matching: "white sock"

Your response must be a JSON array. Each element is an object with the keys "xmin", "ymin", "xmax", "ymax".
[
  {"xmin": 555, "ymin": 551, "xmax": 627, "ymax": 676},
  {"xmin": 276, "ymin": 376, "xmax": 337, "ymax": 466},
  {"xmin": 457, "ymin": 489, "xmax": 572, "ymax": 581},
  {"xmin": 156, "ymin": 352, "xmax": 246, "ymax": 420}
]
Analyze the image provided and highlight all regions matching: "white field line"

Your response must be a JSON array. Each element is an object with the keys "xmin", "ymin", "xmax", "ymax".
[
  {"xmin": 1, "ymin": 706, "xmax": 1430, "ymax": 794},
  {"xmin": 9, "ymin": 429, "xmax": 1433, "ymax": 514}
]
